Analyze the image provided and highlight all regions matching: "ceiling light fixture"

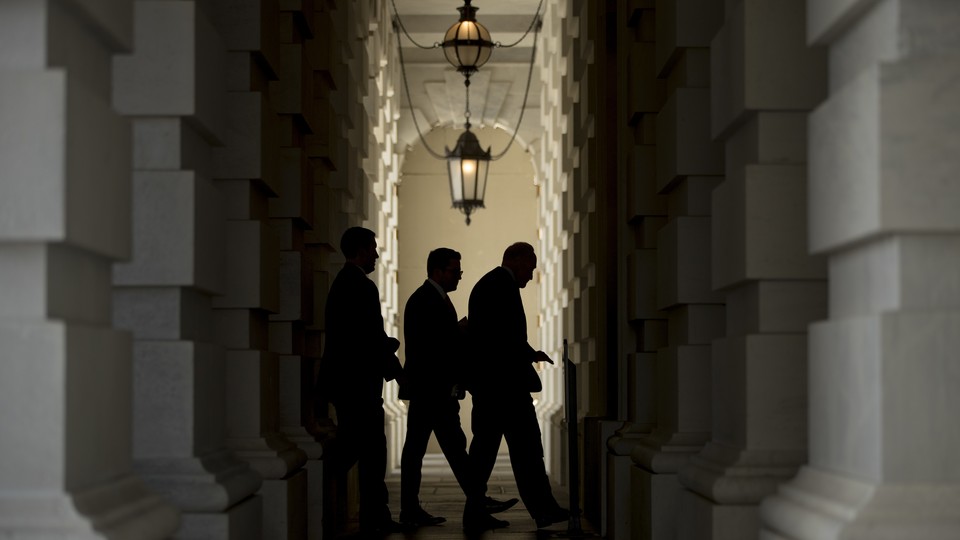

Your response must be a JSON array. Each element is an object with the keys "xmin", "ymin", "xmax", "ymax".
[
  {"xmin": 392, "ymin": 0, "xmax": 542, "ymax": 225},
  {"xmin": 441, "ymin": 0, "xmax": 494, "ymax": 83},
  {"xmin": 445, "ymin": 81, "xmax": 490, "ymax": 225}
]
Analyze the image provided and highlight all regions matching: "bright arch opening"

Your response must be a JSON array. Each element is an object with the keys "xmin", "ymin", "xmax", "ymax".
[{"xmin": 387, "ymin": 124, "xmax": 562, "ymax": 476}]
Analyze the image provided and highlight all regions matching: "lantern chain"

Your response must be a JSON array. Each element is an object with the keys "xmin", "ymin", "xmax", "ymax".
[
  {"xmin": 494, "ymin": 0, "xmax": 544, "ymax": 48},
  {"xmin": 464, "ymin": 77, "xmax": 472, "ymax": 129},
  {"xmin": 391, "ymin": 0, "xmax": 543, "ymax": 161},
  {"xmin": 393, "ymin": 17, "xmax": 447, "ymax": 159},
  {"xmin": 491, "ymin": 14, "xmax": 541, "ymax": 160},
  {"xmin": 390, "ymin": 0, "xmax": 442, "ymax": 50}
]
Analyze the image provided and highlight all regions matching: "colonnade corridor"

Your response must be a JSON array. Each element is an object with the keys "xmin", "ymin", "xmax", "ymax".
[{"xmin": 354, "ymin": 455, "xmax": 587, "ymax": 540}]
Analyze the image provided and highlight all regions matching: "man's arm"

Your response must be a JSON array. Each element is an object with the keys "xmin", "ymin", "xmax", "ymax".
[
  {"xmin": 349, "ymin": 276, "xmax": 402, "ymax": 380},
  {"xmin": 533, "ymin": 350, "xmax": 554, "ymax": 364}
]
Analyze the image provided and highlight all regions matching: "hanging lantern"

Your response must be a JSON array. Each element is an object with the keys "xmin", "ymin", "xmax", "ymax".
[
  {"xmin": 445, "ymin": 127, "xmax": 491, "ymax": 225},
  {"xmin": 441, "ymin": 0, "xmax": 494, "ymax": 78},
  {"xmin": 392, "ymin": 0, "xmax": 543, "ymax": 225}
]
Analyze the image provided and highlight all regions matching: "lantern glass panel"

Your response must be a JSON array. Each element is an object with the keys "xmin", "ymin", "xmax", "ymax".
[
  {"xmin": 476, "ymin": 159, "xmax": 488, "ymax": 201},
  {"xmin": 448, "ymin": 159, "xmax": 464, "ymax": 203},
  {"xmin": 462, "ymin": 158, "xmax": 478, "ymax": 198}
]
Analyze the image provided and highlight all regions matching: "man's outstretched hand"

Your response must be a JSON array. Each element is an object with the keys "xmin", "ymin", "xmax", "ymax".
[{"xmin": 534, "ymin": 351, "xmax": 554, "ymax": 365}]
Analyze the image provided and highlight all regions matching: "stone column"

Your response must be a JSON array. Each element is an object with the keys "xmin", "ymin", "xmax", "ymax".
[
  {"xmin": 304, "ymin": 3, "xmax": 354, "ymax": 532},
  {"xmin": 213, "ymin": 1, "xmax": 308, "ymax": 538},
  {"xmin": 608, "ymin": 2, "xmax": 668, "ymax": 538},
  {"xmin": 630, "ymin": 1, "xmax": 725, "ymax": 539},
  {"xmin": 0, "ymin": 0, "xmax": 179, "ymax": 537},
  {"xmin": 527, "ymin": 0, "xmax": 621, "ymax": 523},
  {"xmin": 111, "ymin": 1, "xmax": 264, "ymax": 538},
  {"xmin": 761, "ymin": 1, "xmax": 960, "ymax": 538},
  {"xmin": 268, "ymin": 3, "xmax": 326, "ymax": 537},
  {"xmin": 536, "ymin": 0, "xmax": 571, "ymax": 479},
  {"xmin": 361, "ymin": 1, "xmax": 406, "ymax": 471},
  {"xmin": 551, "ymin": 1, "xmax": 623, "ymax": 526},
  {"xmin": 676, "ymin": 1, "xmax": 827, "ymax": 539}
]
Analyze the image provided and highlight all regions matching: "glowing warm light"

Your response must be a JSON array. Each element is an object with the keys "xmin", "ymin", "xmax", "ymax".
[
  {"xmin": 445, "ymin": 129, "xmax": 489, "ymax": 226},
  {"xmin": 460, "ymin": 21, "xmax": 478, "ymax": 37},
  {"xmin": 441, "ymin": 0, "xmax": 493, "ymax": 75}
]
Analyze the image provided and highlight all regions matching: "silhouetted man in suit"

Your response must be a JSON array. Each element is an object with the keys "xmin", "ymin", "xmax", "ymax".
[
  {"xmin": 398, "ymin": 248, "xmax": 516, "ymax": 531},
  {"xmin": 319, "ymin": 226, "xmax": 403, "ymax": 535},
  {"xmin": 467, "ymin": 242, "xmax": 570, "ymax": 529}
]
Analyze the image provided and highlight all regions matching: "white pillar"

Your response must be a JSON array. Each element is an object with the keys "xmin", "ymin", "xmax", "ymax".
[
  {"xmin": 676, "ymin": 1, "xmax": 828, "ymax": 539},
  {"xmin": 111, "ymin": 2, "xmax": 264, "ymax": 538},
  {"xmin": 0, "ymin": 0, "xmax": 178, "ymax": 537},
  {"xmin": 537, "ymin": 0, "xmax": 574, "ymax": 481},
  {"xmin": 761, "ymin": 1, "xmax": 960, "ymax": 538}
]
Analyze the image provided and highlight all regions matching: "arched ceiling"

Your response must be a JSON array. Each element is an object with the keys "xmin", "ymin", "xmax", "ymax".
[{"xmin": 390, "ymin": 0, "xmax": 543, "ymax": 156}]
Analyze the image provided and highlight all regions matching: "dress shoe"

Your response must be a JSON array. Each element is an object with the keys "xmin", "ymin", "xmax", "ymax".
[
  {"xmin": 535, "ymin": 507, "xmax": 571, "ymax": 529},
  {"xmin": 484, "ymin": 496, "xmax": 519, "ymax": 514},
  {"xmin": 399, "ymin": 507, "xmax": 446, "ymax": 527},
  {"xmin": 463, "ymin": 511, "xmax": 509, "ymax": 532}
]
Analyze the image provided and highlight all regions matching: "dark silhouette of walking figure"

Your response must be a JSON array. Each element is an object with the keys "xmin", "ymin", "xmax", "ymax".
[
  {"xmin": 398, "ymin": 248, "xmax": 517, "ymax": 532},
  {"xmin": 319, "ymin": 227, "xmax": 404, "ymax": 536},
  {"xmin": 467, "ymin": 242, "xmax": 570, "ymax": 529}
]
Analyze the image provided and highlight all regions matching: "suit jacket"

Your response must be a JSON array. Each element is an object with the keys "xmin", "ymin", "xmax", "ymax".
[
  {"xmin": 467, "ymin": 266, "xmax": 541, "ymax": 395},
  {"xmin": 399, "ymin": 280, "xmax": 464, "ymax": 401},
  {"xmin": 319, "ymin": 263, "xmax": 402, "ymax": 405}
]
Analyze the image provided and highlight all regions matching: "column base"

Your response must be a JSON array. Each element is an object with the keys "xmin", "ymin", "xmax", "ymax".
[
  {"xmin": 629, "ymin": 428, "xmax": 708, "ymax": 540},
  {"xmin": 0, "ymin": 474, "xmax": 179, "ymax": 539},
  {"xmin": 632, "ymin": 431, "xmax": 708, "ymax": 473},
  {"xmin": 283, "ymin": 428, "xmax": 323, "ymax": 461},
  {"xmin": 261, "ymin": 469, "xmax": 307, "ymax": 540},
  {"xmin": 679, "ymin": 489, "xmax": 758, "ymax": 540},
  {"xmin": 760, "ymin": 466, "xmax": 960, "ymax": 539},
  {"xmin": 303, "ymin": 459, "xmax": 326, "ymax": 540},
  {"xmin": 176, "ymin": 495, "xmax": 261, "ymax": 540},
  {"xmin": 675, "ymin": 441, "xmax": 803, "ymax": 539},
  {"xmin": 607, "ymin": 421, "xmax": 649, "ymax": 540},
  {"xmin": 631, "ymin": 465, "xmax": 681, "ymax": 540},
  {"xmin": 227, "ymin": 432, "xmax": 307, "ymax": 479},
  {"xmin": 283, "ymin": 430, "xmax": 325, "ymax": 540},
  {"xmin": 608, "ymin": 452, "xmax": 634, "ymax": 540},
  {"xmin": 136, "ymin": 449, "xmax": 263, "ymax": 513},
  {"xmin": 680, "ymin": 441, "xmax": 804, "ymax": 504}
]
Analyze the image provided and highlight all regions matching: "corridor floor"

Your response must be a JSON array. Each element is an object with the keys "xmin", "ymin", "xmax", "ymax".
[{"xmin": 345, "ymin": 454, "xmax": 598, "ymax": 539}]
